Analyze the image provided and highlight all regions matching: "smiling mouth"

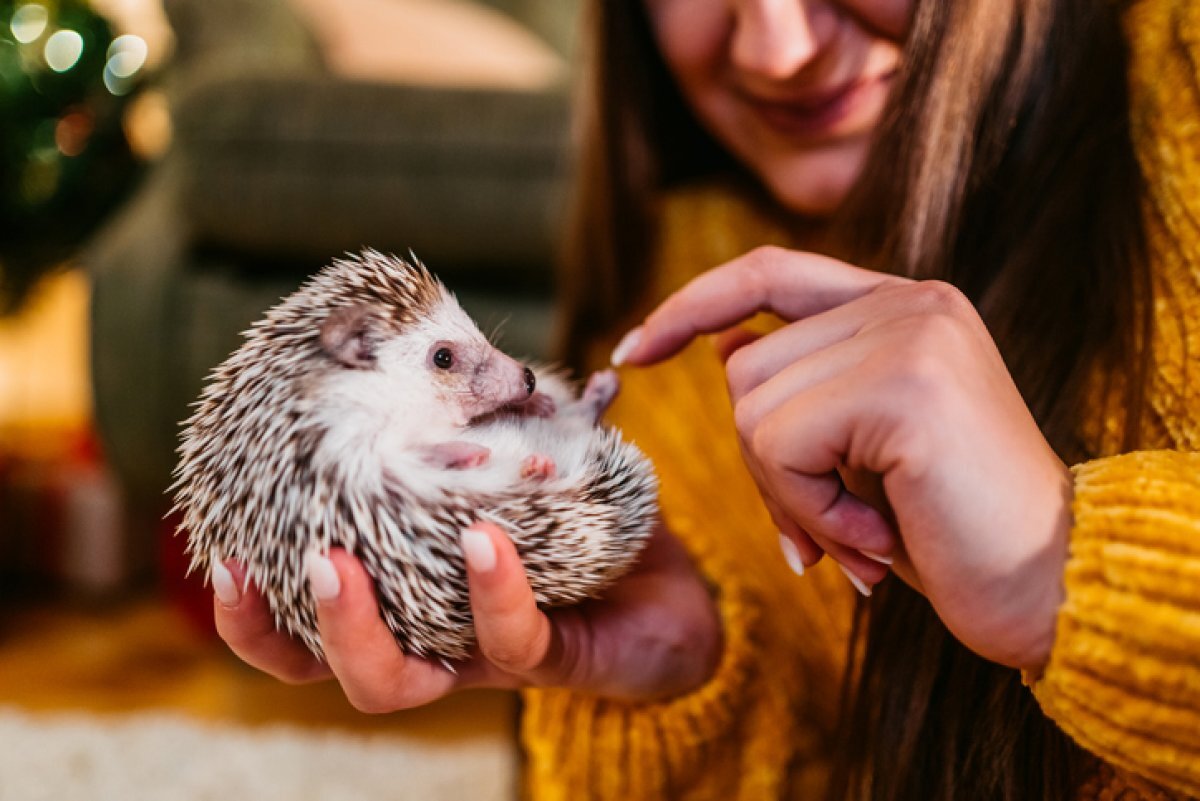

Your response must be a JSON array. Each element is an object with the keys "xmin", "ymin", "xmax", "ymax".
[{"xmin": 742, "ymin": 70, "xmax": 898, "ymax": 137}]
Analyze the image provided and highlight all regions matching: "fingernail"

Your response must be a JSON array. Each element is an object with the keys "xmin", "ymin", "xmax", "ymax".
[
  {"xmin": 779, "ymin": 533, "xmax": 805, "ymax": 576},
  {"xmin": 838, "ymin": 563, "xmax": 873, "ymax": 597},
  {"xmin": 462, "ymin": 526, "xmax": 497, "ymax": 573},
  {"xmin": 859, "ymin": 549, "xmax": 894, "ymax": 565},
  {"xmin": 306, "ymin": 551, "xmax": 341, "ymax": 601},
  {"xmin": 610, "ymin": 327, "xmax": 643, "ymax": 367},
  {"xmin": 211, "ymin": 559, "xmax": 240, "ymax": 607}
]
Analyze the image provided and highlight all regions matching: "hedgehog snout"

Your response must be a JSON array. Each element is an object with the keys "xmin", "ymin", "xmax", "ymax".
[{"xmin": 466, "ymin": 349, "xmax": 535, "ymax": 414}]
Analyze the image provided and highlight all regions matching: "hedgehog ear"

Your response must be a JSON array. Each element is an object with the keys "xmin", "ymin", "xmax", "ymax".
[{"xmin": 320, "ymin": 304, "xmax": 379, "ymax": 369}]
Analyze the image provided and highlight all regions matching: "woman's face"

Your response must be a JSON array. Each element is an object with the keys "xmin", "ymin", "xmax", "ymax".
[{"xmin": 643, "ymin": 0, "xmax": 910, "ymax": 216}]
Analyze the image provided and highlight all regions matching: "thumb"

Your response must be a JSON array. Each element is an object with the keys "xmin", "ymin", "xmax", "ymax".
[{"xmin": 462, "ymin": 522, "xmax": 575, "ymax": 684}]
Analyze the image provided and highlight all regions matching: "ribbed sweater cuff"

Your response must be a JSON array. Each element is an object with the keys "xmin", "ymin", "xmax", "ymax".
[
  {"xmin": 1031, "ymin": 451, "xmax": 1200, "ymax": 796},
  {"xmin": 519, "ymin": 558, "xmax": 759, "ymax": 800}
]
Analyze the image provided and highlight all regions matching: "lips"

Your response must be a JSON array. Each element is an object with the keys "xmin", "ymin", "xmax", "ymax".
[{"xmin": 741, "ymin": 70, "xmax": 896, "ymax": 137}]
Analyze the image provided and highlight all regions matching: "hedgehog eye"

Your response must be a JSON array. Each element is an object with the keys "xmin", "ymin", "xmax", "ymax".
[{"xmin": 433, "ymin": 347, "xmax": 454, "ymax": 369}]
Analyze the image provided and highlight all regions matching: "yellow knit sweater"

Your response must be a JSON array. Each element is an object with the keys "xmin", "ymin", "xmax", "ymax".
[{"xmin": 521, "ymin": 1, "xmax": 1200, "ymax": 798}]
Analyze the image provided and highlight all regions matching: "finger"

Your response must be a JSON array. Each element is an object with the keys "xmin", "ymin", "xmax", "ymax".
[
  {"xmin": 730, "ymin": 327, "xmax": 875, "ymax": 420},
  {"xmin": 462, "ymin": 522, "xmax": 567, "ymax": 684},
  {"xmin": 713, "ymin": 326, "xmax": 762, "ymax": 363},
  {"xmin": 212, "ymin": 560, "xmax": 332, "ymax": 684},
  {"xmin": 621, "ymin": 248, "xmax": 902, "ymax": 365},
  {"xmin": 749, "ymin": 453, "xmax": 892, "ymax": 592},
  {"xmin": 777, "ymin": 521, "xmax": 825, "ymax": 575},
  {"xmin": 732, "ymin": 429, "xmax": 826, "ymax": 574},
  {"xmin": 721, "ymin": 287, "xmax": 913, "ymax": 401},
  {"xmin": 749, "ymin": 464, "xmax": 825, "ymax": 573},
  {"xmin": 750, "ymin": 395, "xmax": 900, "ymax": 559},
  {"xmin": 816, "ymin": 539, "xmax": 893, "ymax": 595},
  {"xmin": 312, "ymin": 549, "xmax": 459, "ymax": 712}
]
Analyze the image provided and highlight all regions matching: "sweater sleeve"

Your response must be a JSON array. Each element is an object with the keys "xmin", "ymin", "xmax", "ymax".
[
  {"xmin": 1031, "ymin": 453, "xmax": 1200, "ymax": 795},
  {"xmin": 1029, "ymin": 1, "xmax": 1200, "ymax": 792}
]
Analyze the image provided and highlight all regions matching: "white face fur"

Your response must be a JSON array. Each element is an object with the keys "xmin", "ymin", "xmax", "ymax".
[
  {"xmin": 312, "ymin": 296, "xmax": 531, "ymax": 479},
  {"xmin": 377, "ymin": 297, "xmax": 504, "ymax": 427}
]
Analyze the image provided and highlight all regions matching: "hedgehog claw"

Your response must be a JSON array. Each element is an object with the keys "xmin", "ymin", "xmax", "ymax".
[{"xmin": 520, "ymin": 453, "xmax": 557, "ymax": 480}]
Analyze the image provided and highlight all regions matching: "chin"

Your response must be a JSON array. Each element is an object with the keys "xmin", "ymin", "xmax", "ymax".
[
  {"xmin": 769, "ymin": 180, "xmax": 851, "ymax": 218},
  {"xmin": 755, "ymin": 142, "xmax": 869, "ymax": 219}
]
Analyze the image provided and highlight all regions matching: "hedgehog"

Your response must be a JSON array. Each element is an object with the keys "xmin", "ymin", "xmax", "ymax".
[{"xmin": 172, "ymin": 250, "xmax": 658, "ymax": 663}]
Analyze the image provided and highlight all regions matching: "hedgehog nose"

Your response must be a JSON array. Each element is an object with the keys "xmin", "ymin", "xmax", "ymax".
[{"xmin": 523, "ymin": 367, "xmax": 536, "ymax": 396}]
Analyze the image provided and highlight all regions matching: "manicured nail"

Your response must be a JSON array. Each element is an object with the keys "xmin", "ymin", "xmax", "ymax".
[
  {"xmin": 306, "ymin": 551, "xmax": 341, "ymax": 601},
  {"xmin": 610, "ymin": 327, "xmax": 643, "ymax": 367},
  {"xmin": 838, "ymin": 563, "xmax": 873, "ymax": 597},
  {"xmin": 779, "ymin": 533, "xmax": 805, "ymax": 576},
  {"xmin": 859, "ymin": 549, "xmax": 893, "ymax": 565},
  {"xmin": 211, "ymin": 559, "xmax": 240, "ymax": 606},
  {"xmin": 462, "ymin": 526, "xmax": 497, "ymax": 573}
]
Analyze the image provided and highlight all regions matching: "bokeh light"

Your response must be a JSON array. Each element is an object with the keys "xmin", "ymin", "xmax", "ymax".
[
  {"xmin": 10, "ymin": 4, "xmax": 48, "ymax": 44},
  {"xmin": 44, "ymin": 29, "xmax": 84, "ymax": 72},
  {"xmin": 105, "ymin": 34, "xmax": 146, "ymax": 77},
  {"xmin": 102, "ymin": 34, "xmax": 145, "ymax": 95},
  {"xmin": 54, "ymin": 109, "xmax": 94, "ymax": 157}
]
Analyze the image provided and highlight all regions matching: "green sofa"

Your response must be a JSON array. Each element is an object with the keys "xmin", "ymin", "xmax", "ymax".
[{"xmin": 85, "ymin": 0, "xmax": 578, "ymax": 573}]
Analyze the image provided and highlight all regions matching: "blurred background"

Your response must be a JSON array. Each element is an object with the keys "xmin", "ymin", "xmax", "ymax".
[{"xmin": 0, "ymin": 0, "xmax": 578, "ymax": 796}]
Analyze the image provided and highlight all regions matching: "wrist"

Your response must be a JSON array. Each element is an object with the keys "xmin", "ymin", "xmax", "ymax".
[{"xmin": 1013, "ymin": 466, "xmax": 1074, "ymax": 676}]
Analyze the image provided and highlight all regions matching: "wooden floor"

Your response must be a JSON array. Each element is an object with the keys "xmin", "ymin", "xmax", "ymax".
[{"xmin": 0, "ymin": 596, "xmax": 517, "ymax": 741}]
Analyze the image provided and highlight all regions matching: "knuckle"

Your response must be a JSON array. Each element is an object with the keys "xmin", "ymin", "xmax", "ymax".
[
  {"xmin": 742, "ymin": 246, "xmax": 784, "ymax": 294},
  {"xmin": 483, "ymin": 634, "xmax": 543, "ymax": 673},
  {"xmin": 878, "ymin": 322, "xmax": 955, "ymax": 404},
  {"xmin": 724, "ymin": 347, "xmax": 757, "ymax": 398},
  {"xmin": 892, "ymin": 346, "xmax": 946, "ymax": 397},
  {"xmin": 749, "ymin": 419, "xmax": 786, "ymax": 475},
  {"xmin": 908, "ymin": 280, "xmax": 971, "ymax": 318},
  {"xmin": 732, "ymin": 395, "xmax": 762, "ymax": 441},
  {"xmin": 908, "ymin": 311, "xmax": 963, "ymax": 349},
  {"xmin": 745, "ymin": 244, "xmax": 786, "ymax": 264}
]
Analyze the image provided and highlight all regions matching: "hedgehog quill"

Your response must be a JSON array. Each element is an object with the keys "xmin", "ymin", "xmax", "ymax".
[{"xmin": 172, "ymin": 250, "xmax": 658, "ymax": 664}]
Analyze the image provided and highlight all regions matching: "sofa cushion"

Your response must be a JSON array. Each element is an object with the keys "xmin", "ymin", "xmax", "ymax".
[{"xmin": 173, "ymin": 77, "xmax": 569, "ymax": 283}]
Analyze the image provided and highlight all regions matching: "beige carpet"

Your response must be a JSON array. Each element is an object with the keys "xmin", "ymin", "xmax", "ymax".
[{"xmin": 0, "ymin": 706, "xmax": 517, "ymax": 801}]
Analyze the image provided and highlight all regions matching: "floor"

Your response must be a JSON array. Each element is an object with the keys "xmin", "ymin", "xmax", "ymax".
[{"xmin": 0, "ymin": 598, "xmax": 516, "ymax": 740}]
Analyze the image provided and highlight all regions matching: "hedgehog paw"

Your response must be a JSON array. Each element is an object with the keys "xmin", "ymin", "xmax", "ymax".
[
  {"xmin": 582, "ymin": 369, "xmax": 620, "ymax": 422},
  {"xmin": 423, "ymin": 441, "xmax": 491, "ymax": 469},
  {"xmin": 520, "ymin": 453, "xmax": 557, "ymax": 480}
]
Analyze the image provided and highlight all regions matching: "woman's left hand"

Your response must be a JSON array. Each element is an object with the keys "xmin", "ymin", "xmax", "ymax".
[{"xmin": 614, "ymin": 246, "xmax": 1073, "ymax": 673}]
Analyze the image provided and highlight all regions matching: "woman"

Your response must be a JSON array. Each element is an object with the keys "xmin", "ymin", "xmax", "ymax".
[{"xmin": 212, "ymin": 0, "xmax": 1200, "ymax": 798}]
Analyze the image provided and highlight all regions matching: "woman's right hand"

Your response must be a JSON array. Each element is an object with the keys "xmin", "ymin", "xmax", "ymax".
[{"xmin": 211, "ymin": 521, "xmax": 722, "ymax": 711}]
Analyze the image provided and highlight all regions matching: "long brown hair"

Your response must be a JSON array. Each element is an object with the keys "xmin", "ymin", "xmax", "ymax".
[{"xmin": 562, "ymin": 1, "xmax": 1152, "ymax": 799}]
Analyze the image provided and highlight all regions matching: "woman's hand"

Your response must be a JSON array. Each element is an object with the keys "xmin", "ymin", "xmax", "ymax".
[
  {"xmin": 211, "ymin": 521, "xmax": 722, "ymax": 711},
  {"xmin": 613, "ymin": 247, "xmax": 1072, "ymax": 673}
]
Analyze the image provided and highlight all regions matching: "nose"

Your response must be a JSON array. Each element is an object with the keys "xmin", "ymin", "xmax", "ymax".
[
  {"xmin": 523, "ymin": 367, "xmax": 536, "ymax": 396},
  {"xmin": 731, "ymin": 0, "xmax": 829, "ymax": 80}
]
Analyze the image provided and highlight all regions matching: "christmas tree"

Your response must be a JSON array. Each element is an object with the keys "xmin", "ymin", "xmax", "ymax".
[{"xmin": 1, "ymin": 0, "xmax": 143, "ymax": 313}]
